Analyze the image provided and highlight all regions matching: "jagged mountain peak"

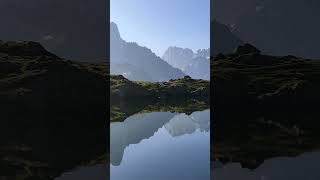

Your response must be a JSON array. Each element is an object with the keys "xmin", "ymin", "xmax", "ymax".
[
  {"xmin": 110, "ymin": 22, "xmax": 122, "ymax": 41},
  {"xmin": 166, "ymin": 46, "xmax": 194, "ymax": 53},
  {"xmin": 162, "ymin": 46, "xmax": 210, "ymax": 80}
]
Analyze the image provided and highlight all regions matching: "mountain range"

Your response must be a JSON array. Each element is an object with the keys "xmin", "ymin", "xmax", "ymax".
[
  {"xmin": 3, "ymin": 0, "xmax": 318, "ymax": 60},
  {"xmin": 160, "ymin": 20, "xmax": 244, "ymax": 80},
  {"xmin": 111, "ymin": 20, "xmax": 245, "ymax": 81},
  {"xmin": 0, "ymin": 0, "xmax": 246, "ymax": 66},
  {"xmin": 110, "ymin": 22, "xmax": 185, "ymax": 82}
]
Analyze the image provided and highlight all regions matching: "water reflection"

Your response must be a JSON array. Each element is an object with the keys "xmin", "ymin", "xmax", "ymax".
[
  {"xmin": 110, "ymin": 109, "xmax": 210, "ymax": 180},
  {"xmin": 165, "ymin": 111, "xmax": 210, "ymax": 137},
  {"xmin": 110, "ymin": 112, "xmax": 176, "ymax": 166},
  {"xmin": 55, "ymin": 165, "xmax": 107, "ymax": 180},
  {"xmin": 213, "ymin": 151, "xmax": 320, "ymax": 180}
]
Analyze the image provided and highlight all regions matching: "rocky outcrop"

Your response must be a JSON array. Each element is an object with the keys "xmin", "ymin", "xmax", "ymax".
[
  {"xmin": 212, "ymin": 44, "xmax": 320, "ymax": 111},
  {"xmin": 111, "ymin": 75, "xmax": 210, "ymax": 102},
  {"xmin": 0, "ymin": 41, "xmax": 60, "ymax": 58}
]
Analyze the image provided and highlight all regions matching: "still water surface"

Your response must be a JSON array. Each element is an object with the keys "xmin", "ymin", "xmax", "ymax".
[
  {"xmin": 55, "ymin": 109, "xmax": 320, "ymax": 180},
  {"xmin": 110, "ymin": 109, "xmax": 210, "ymax": 180}
]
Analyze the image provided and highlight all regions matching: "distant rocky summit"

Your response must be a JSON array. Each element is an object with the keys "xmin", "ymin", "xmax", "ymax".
[
  {"xmin": 162, "ymin": 47, "xmax": 195, "ymax": 71},
  {"xmin": 162, "ymin": 47, "xmax": 210, "ymax": 80}
]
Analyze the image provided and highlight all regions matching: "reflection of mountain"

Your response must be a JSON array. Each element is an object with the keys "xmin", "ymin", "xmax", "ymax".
[
  {"xmin": 213, "ymin": 151, "xmax": 320, "ymax": 180},
  {"xmin": 162, "ymin": 47, "xmax": 210, "ymax": 80},
  {"xmin": 110, "ymin": 112, "xmax": 176, "ymax": 166},
  {"xmin": 55, "ymin": 165, "xmax": 107, "ymax": 180},
  {"xmin": 110, "ymin": 110, "xmax": 210, "ymax": 166},
  {"xmin": 110, "ymin": 22, "xmax": 185, "ymax": 82},
  {"xmin": 165, "ymin": 110, "xmax": 210, "ymax": 137}
]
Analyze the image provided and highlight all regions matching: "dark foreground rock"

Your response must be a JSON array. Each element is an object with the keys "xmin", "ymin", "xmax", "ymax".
[
  {"xmin": 212, "ymin": 44, "xmax": 320, "ymax": 169},
  {"xmin": 0, "ymin": 41, "xmax": 109, "ymax": 179}
]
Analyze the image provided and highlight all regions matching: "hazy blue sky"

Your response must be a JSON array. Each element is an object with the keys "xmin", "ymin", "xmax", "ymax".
[{"xmin": 111, "ymin": 0, "xmax": 210, "ymax": 56}]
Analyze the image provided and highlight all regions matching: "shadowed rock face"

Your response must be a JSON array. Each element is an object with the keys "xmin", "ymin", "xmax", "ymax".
[{"xmin": 212, "ymin": 45, "xmax": 320, "ymax": 169}]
